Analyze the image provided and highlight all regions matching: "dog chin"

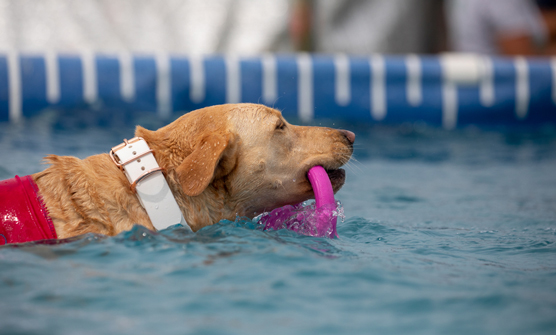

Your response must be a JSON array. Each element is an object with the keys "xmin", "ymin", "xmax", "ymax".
[{"xmin": 327, "ymin": 168, "xmax": 346, "ymax": 192}]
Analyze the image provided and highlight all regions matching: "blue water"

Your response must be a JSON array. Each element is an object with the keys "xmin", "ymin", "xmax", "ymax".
[{"xmin": 1, "ymin": 115, "xmax": 555, "ymax": 335}]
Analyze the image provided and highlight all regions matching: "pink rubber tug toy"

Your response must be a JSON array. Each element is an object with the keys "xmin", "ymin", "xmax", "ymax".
[{"xmin": 260, "ymin": 166, "xmax": 339, "ymax": 238}]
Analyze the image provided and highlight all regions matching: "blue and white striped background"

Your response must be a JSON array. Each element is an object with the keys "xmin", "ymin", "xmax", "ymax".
[{"xmin": 1, "ymin": 53, "xmax": 555, "ymax": 128}]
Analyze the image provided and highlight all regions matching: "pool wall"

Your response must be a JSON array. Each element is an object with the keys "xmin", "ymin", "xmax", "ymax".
[{"xmin": 0, "ymin": 53, "xmax": 555, "ymax": 128}]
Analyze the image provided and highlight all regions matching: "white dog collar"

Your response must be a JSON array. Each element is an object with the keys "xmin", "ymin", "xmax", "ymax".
[{"xmin": 110, "ymin": 137, "xmax": 191, "ymax": 231}]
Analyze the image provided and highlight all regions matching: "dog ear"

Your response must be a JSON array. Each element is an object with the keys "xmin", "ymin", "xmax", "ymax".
[
  {"xmin": 175, "ymin": 133, "xmax": 236, "ymax": 197},
  {"xmin": 135, "ymin": 126, "xmax": 156, "ymax": 145}
]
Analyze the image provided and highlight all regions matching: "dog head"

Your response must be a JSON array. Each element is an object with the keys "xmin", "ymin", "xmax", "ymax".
[{"xmin": 136, "ymin": 103, "xmax": 354, "ymax": 230}]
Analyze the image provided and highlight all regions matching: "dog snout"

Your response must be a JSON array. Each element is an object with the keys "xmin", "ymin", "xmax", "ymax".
[{"xmin": 339, "ymin": 129, "xmax": 355, "ymax": 145}]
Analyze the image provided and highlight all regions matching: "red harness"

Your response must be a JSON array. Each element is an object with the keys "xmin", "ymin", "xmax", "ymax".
[{"xmin": 0, "ymin": 175, "xmax": 57, "ymax": 245}]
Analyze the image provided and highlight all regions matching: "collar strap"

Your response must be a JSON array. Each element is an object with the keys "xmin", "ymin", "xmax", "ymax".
[{"xmin": 110, "ymin": 137, "xmax": 191, "ymax": 231}]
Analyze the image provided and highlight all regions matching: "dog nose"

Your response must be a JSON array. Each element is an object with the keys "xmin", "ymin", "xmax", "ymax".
[{"xmin": 339, "ymin": 129, "xmax": 355, "ymax": 144}]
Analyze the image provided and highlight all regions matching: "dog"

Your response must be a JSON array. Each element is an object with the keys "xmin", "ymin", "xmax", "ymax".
[{"xmin": 0, "ymin": 103, "xmax": 354, "ymax": 243}]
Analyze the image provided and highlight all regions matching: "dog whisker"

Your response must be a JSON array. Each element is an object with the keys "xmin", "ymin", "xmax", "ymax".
[{"xmin": 347, "ymin": 160, "xmax": 364, "ymax": 174}]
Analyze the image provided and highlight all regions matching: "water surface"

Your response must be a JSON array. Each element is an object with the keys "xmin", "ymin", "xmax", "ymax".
[{"xmin": 1, "ymin": 116, "xmax": 555, "ymax": 335}]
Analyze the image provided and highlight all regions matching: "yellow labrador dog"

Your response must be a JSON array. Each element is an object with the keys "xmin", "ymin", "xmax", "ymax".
[{"xmin": 32, "ymin": 103, "xmax": 354, "ymax": 239}]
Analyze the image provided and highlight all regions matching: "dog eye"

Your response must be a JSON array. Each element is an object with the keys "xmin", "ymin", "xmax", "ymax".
[{"xmin": 275, "ymin": 122, "xmax": 286, "ymax": 131}]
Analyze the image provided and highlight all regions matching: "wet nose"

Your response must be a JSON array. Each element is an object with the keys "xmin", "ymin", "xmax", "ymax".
[{"xmin": 339, "ymin": 129, "xmax": 355, "ymax": 144}]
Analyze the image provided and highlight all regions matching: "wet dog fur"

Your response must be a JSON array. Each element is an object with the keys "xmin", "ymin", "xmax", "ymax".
[{"xmin": 33, "ymin": 103, "xmax": 354, "ymax": 239}]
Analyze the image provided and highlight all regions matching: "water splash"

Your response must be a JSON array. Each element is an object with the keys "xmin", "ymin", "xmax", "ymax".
[{"xmin": 257, "ymin": 201, "xmax": 345, "ymax": 238}]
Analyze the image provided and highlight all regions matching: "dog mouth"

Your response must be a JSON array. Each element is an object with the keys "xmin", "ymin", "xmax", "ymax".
[
  {"xmin": 306, "ymin": 167, "xmax": 346, "ymax": 192},
  {"xmin": 326, "ymin": 168, "xmax": 346, "ymax": 192}
]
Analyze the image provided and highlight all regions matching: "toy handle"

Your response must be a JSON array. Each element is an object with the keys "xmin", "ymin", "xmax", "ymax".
[
  {"xmin": 308, "ymin": 166, "xmax": 335, "ymax": 208},
  {"xmin": 308, "ymin": 166, "xmax": 338, "ymax": 237}
]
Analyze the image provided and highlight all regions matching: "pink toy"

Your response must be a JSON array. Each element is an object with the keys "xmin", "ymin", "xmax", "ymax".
[
  {"xmin": 260, "ymin": 166, "xmax": 338, "ymax": 238},
  {"xmin": 307, "ymin": 166, "xmax": 336, "ymax": 210}
]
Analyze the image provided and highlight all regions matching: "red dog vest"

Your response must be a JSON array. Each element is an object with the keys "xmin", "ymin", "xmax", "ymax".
[{"xmin": 0, "ymin": 175, "xmax": 57, "ymax": 245}]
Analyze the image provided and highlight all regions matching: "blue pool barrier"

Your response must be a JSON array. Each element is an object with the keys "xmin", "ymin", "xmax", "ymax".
[{"xmin": 0, "ymin": 52, "xmax": 555, "ymax": 128}]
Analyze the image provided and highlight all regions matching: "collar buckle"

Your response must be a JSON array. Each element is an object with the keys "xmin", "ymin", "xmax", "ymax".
[{"xmin": 109, "ymin": 137, "xmax": 191, "ymax": 231}]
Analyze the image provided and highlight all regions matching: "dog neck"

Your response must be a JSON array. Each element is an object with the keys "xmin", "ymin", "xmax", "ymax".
[{"xmin": 110, "ymin": 137, "xmax": 192, "ymax": 232}]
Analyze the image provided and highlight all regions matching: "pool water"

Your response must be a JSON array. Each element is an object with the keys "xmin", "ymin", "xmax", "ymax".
[{"xmin": 1, "ymin": 114, "xmax": 555, "ymax": 335}]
